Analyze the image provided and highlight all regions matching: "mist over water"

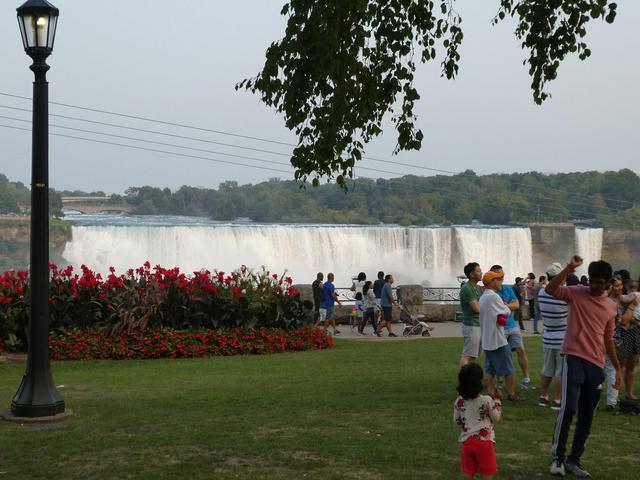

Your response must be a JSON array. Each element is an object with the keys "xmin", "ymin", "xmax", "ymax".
[{"xmin": 60, "ymin": 214, "xmax": 603, "ymax": 286}]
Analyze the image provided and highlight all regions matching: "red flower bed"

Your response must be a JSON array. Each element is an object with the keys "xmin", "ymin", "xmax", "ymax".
[
  {"xmin": 49, "ymin": 326, "xmax": 333, "ymax": 361},
  {"xmin": 1, "ymin": 263, "xmax": 312, "ymax": 351}
]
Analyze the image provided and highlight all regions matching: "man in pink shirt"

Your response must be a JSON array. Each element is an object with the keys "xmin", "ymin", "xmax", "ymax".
[{"xmin": 547, "ymin": 256, "xmax": 621, "ymax": 478}]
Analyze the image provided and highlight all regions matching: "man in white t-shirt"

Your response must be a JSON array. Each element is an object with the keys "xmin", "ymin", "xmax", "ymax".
[{"xmin": 479, "ymin": 271, "xmax": 519, "ymax": 400}]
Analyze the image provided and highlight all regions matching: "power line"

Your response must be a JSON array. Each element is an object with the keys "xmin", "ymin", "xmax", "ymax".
[
  {"xmin": 0, "ymin": 91, "xmax": 636, "ymax": 209},
  {"xmin": 0, "ymin": 115, "xmax": 626, "ymax": 219},
  {"xmin": 0, "ymin": 114, "xmax": 441, "ymax": 180},
  {"xmin": 3, "ymin": 122, "xmax": 634, "ymax": 227},
  {"xmin": 1, "ymin": 104, "xmax": 635, "ymax": 215},
  {"xmin": 0, "ymin": 120, "xmax": 633, "ymax": 224},
  {"xmin": 0, "ymin": 124, "xmax": 293, "ymax": 175},
  {"xmin": 0, "ymin": 104, "xmax": 292, "ymax": 159},
  {"xmin": 0, "ymin": 92, "xmax": 295, "ymax": 147}
]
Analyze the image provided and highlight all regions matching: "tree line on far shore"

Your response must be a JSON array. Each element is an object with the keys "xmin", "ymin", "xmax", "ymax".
[{"xmin": 1, "ymin": 169, "xmax": 638, "ymax": 226}]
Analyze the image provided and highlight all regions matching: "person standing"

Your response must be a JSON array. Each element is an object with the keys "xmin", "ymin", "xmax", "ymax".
[
  {"xmin": 454, "ymin": 363, "xmax": 502, "ymax": 480},
  {"xmin": 359, "ymin": 280, "xmax": 379, "ymax": 335},
  {"xmin": 490, "ymin": 265, "xmax": 534, "ymax": 391},
  {"xmin": 525, "ymin": 272, "xmax": 536, "ymax": 323},
  {"xmin": 611, "ymin": 277, "xmax": 640, "ymax": 402},
  {"xmin": 312, "ymin": 272, "xmax": 324, "ymax": 327},
  {"xmin": 532, "ymin": 276, "xmax": 546, "ymax": 334},
  {"xmin": 548, "ymin": 256, "xmax": 621, "ymax": 478},
  {"xmin": 376, "ymin": 274, "xmax": 398, "ymax": 337},
  {"xmin": 460, "ymin": 262, "xmax": 483, "ymax": 366},
  {"xmin": 479, "ymin": 271, "xmax": 516, "ymax": 400},
  {"xmin": 373, "ymin": 271, "xmax": 385, "ymax": 324},
  {"xmin": 351, "ymin": 272, "xmax": 367, "ymax": 296},
  {"xmin": 537, "ymin": 263, "xmax": 569, "ymax": 411},
  {"xmin": 513, "ymin": 277, "xmax": 526, "ymax": 331},
  {"xmin": 320, "ymin": 272, "xmax": 343, "ymax": 336}
]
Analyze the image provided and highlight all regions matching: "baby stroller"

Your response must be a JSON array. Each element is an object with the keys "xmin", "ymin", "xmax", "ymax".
[{"xmin": 400, "ymin": 302, "xmax": 434, "ymax": 337}]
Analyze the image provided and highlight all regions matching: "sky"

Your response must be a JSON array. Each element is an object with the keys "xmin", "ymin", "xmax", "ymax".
[{"xmin": 0, "ymin": 0, "xmax": 638, "ymax": 194}]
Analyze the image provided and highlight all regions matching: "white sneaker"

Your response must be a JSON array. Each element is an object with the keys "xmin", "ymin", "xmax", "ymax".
[
  {"xmin": 549, "ymin": 459, "xmax": 565, "ymax": 477},
  {"xmin": 566, "ymin": 461, "xmax": 590, "ymax": 478}
]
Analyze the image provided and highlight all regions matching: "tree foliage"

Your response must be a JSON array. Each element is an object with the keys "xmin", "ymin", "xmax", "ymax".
[
  {"xmin": 0, "ymin": 173, "xmax": 63, "ymax": 217},
  {"xmin": 115, "ymin": 169, "xmax": 639, "ymax": 227},
  {"xmin": 237, "ymin": 0, "xmax": 618, "ymax": 188}
]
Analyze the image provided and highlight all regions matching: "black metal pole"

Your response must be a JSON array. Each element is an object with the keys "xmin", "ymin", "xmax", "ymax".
[{"xmin": 11, "ymin": 51, "xmax": 65, "ymax": 418}]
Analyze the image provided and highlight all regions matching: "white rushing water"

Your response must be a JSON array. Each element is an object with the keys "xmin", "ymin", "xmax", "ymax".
[
  {"xmin": 574, "ymin": 227, "xmax": 604, "ymax": 277},
  {"xmin": 61, "ymin": 214, "xmax": 540, "ymax": 286}
]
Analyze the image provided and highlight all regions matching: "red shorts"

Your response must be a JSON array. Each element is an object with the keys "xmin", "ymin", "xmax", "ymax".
[{"xmin": 461, "ymin": 436, "xmax": 498, "ymax": 475}]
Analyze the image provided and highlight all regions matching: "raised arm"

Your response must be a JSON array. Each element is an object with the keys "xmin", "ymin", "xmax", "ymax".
[{"xmin": 546, "ymin": 255, "xmax": 583, "ymax": 297}]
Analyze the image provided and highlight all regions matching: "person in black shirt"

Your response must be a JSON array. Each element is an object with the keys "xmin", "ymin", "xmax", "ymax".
[
  {"xmin": 373, "ymin": 271, "xmax": 385, "ymax": 324},
  {"xmin": 312, "ymin": 272, "xmax": 324, "ymax": 326}
]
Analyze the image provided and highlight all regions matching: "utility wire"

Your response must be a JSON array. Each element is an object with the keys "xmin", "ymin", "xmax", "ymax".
[
  {"xmin": 0, "ymin": 105, "xmax": 292, "ymax": 158},
  {"xmin": 2, "ymin": 92, "xmax": 635, "ymax": 207},
  {"xmin": 2, "ymin": 122, "xmax": 632, "ymax": 227},
  {"xmin": 0, "ymin": 124, "xmax": 293, "ymax": 175},
  {"xmin": 0, "ymin": 92, "xmax": 636, "ymax": 210},
  {"xmin": 0, "ymin": 119, "xmax": 633, "ymax": 223},
  {"xmin": 0, "ymin": 92, "xmax": 294, "ymax": 147},
  {"xmin": 0, "ymin": 114, "xmax": 445, "ymax": 181},
  {"xmin": 1, "ymin": 105, "xmax": 634, "ymax": 216}
]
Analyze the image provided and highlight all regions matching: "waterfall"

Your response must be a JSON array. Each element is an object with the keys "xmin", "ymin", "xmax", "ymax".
[
  {"xmin": 452, "ymin": 227, "xmax": 533, "ymax": 281},
  {"xmin": 62, "ymin": 221, "xmax": 536, "ymax": 286},
  {"xmin": 574, "ymin": 228, "xmax": 604, "ymax": 277}
]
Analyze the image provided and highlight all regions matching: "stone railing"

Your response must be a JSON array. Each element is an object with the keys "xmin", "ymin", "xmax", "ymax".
[
  {"xmin": 334, "ymin": 286, "xmax": 459, "ymax": 304},
  {"xmin": 293, "ymin": 284, "xmax": 460, "ymax": 322}
]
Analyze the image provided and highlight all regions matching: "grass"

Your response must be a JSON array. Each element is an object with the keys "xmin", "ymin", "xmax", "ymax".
[{"xmin": 0, "ymin": 337, "xmax": 638, "ymax": 479}]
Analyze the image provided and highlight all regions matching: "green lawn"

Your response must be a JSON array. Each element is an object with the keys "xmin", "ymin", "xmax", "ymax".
[{"xmin": 1, "ymin": 337, "xmax": 638, "ymax": 479}]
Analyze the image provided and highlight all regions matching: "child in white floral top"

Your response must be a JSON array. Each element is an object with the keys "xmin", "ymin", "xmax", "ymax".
[{"xmin": 454, "ymin": 363, "xmax": 502, "ymax": 479}]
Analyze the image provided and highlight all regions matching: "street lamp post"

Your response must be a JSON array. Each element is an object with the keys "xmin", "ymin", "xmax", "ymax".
[{"xmin": 10, "ymin": 0, "xmax": 65, "ymax": 418}]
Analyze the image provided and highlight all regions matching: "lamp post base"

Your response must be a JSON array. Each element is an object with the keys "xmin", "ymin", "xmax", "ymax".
[{"xmin": 1, "ymin": 408, "xmax": 73, "ymax": 423}]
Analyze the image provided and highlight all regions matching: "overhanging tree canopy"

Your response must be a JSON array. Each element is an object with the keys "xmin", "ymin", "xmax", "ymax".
[{"xmin": 237, "ymin": 0, "xmax": 618, "ymax": 188}]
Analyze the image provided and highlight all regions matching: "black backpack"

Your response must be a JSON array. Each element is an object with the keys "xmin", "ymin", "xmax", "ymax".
[{"xmin": 618, "ymin": 399, "xmax": 640, "ymax": 415}]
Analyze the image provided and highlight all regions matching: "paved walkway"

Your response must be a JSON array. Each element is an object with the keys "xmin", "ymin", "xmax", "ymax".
[{"xmin": 331, "ymin": 321, "xmax": 541, "ymax": 340}]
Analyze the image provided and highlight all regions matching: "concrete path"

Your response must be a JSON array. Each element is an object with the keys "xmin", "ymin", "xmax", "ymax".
[{"xmin": 331, "ymin": 320, "xmax": 542, "ymax": 340}]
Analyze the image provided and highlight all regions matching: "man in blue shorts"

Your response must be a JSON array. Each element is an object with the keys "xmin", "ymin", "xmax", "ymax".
[
  {"xmin": 479, "ymin": 270, "xmax": 517, "ymax": 400},
  {"xmin": 490, "ymin": 265, "xmax": 534, "ymax": 391},
  {"xmin": 320, "ymin": 272, "xmax": 343, "ymax": 336}
]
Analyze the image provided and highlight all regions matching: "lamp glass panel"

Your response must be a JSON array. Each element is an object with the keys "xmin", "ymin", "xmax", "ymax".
[
  {"xmin": 17, "ymin": 16, "xmax": 28, "ymax": 50},
  {"xmin": 46, "ymin": 16, "xmax": 57, "ymax": 49},
  {"xmin": 36, "ymin": 16, "xmax": 48, "ymax": 47},
  {"xmin": 22, "ymin": 14, "xmax": 37, "ymax": 48}
]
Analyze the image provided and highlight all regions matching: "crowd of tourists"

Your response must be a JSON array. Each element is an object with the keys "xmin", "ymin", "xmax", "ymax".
[
  {"xmin": 455, "ymin": 255, "xmax": 639, "ymax": 478},
  {"xmin": 311, "ymin": 270, "xmax": 398, "ymax": 337}
]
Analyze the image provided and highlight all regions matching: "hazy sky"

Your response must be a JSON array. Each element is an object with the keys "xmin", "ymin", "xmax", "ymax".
[{"xmin": 0, "ymin": 1, "xmax": 637, "ymax": 194}]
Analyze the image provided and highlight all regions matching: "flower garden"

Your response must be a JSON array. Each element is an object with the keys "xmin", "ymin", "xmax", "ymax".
[{"xmin": 0, "ymin": 262, "xmax": 333, "ymax": 359}]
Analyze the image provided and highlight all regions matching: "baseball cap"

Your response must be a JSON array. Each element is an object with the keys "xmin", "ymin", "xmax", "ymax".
[
  {"xmin": 482, "ymin": 271, "xmax": 504, "ymax": 286},
  {"xmin": 545, "ymin": 262, "xmax": 563, "ymax": 277}
]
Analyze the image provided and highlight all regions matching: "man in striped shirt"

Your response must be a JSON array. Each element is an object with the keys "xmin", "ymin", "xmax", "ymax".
[{"xmin": 537, "ymin": 263, "xmax": 570, "ymax": 410}]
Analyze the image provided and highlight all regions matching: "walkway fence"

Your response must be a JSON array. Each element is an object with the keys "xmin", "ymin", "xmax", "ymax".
[{"xmin": 335, "ymin": 287, "xmax": 460, "ymax": 305}]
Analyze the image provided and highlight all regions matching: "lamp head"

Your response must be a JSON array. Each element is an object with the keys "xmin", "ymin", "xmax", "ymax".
[{"xmin": 17, "ymin": 0, "xmax": 59, "ymax": 57}]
